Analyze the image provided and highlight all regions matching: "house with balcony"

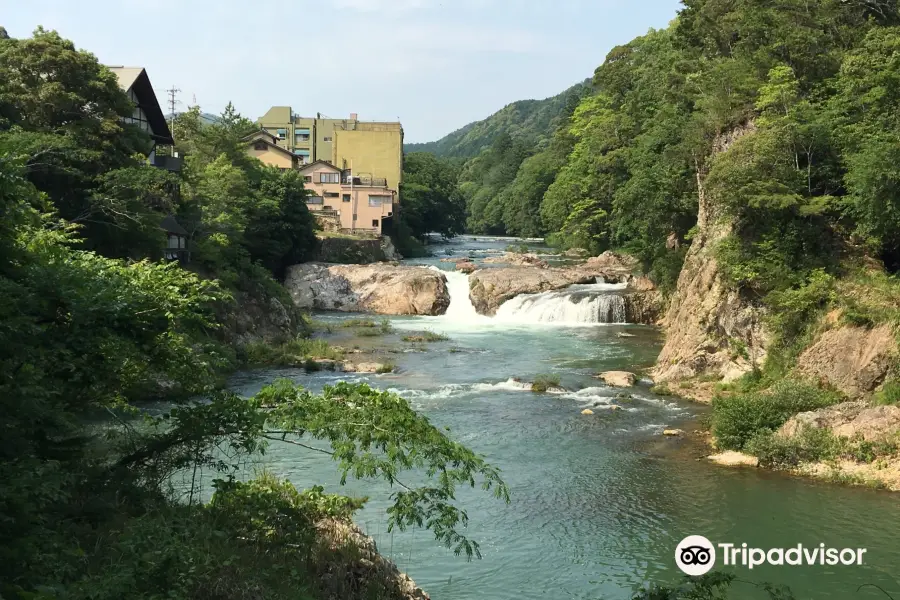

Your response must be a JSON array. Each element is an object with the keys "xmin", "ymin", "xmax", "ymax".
[
  {"xmin": 107, "ymin": 66, "xmax": 182, "ymax": 172},
  {"xmin": 298, "ymin": 160, "xmax": 395, "ymax": 234}
]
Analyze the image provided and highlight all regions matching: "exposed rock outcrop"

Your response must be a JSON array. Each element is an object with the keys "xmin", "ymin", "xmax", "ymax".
[
  {"xmin": 654, "ymin": 122, "xmax": 768, "ymax": 383},
  {"xmin": 622, "ymin": 289, "xmax": 665, "ymax": 326},
  {"xmin": 466, "ymin": 259, "xmax": 663, "ymax": 324},
  {"xmin": 313, "ymin": 519, "xmax": 429, "ymax": 600},
  {"xmin": 779, "ymin": 401, "xmax": 900, "ymax": 443},
  {"xmin": 285, "ymin": 263, "xmax": 450, "ymax": 315},
  {"xmin": 580, "ymin": 251, "xmax": 640, "ymax": 280},
  {"xmin": 794, "ymin": 324, "xmax": 898, "ymax": 398},
  {"xmin": 483, "ymin": 252, "xmax": 549, "ymax": 268},
  {"xmin": 468, "ymin": 267, "xmax": 596, "ymax": 315},
  {"xmin": 708, "ymin": 451, "xmax": 759, "ymax": 467}
]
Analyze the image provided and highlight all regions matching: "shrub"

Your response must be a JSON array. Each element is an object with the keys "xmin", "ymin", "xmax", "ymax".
[
  {"xmin": 240, "ymin": 338, "xmax": 344, "ymax": 367},
  {"xmin": 375, "ymin": 361, "xmax": 396, "ymax": 374},
  {"xmin": 711, "ymin": 380, "xmax": 842, "ymax": 451},
  {"xmin": 748, "ymin": 427, "xmax": 899, "ymax": 468},
  {"xmin": 746, "ymin": 427, "xmax": 841, "ymax": 468},
  {"xmin": 531, "ymin": 374, "xmax": 561, "ymax": 393}
]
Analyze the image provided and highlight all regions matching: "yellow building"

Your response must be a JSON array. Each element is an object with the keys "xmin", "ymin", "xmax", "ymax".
[
  {"xmin": 242, "ymin": 129, "xmax": 301, "ymax": 170},
  {"xmin": 256, "ymin": 107, "xmax": 403, "ymax": 217}
]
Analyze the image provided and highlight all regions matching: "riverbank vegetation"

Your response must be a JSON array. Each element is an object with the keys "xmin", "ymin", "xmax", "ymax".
[{"xmin": 0, "ymin": 28, "xmax": 510, "ymax": 599}]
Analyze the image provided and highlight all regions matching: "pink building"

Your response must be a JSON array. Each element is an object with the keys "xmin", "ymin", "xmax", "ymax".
[{"xmin": 298, "ymin": 160, "xmax": 395, "ymax": 234}]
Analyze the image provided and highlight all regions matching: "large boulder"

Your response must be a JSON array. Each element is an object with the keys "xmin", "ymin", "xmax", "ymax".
[
  {"xmin": 596, "ymin": 371, "xmax": 637, "ymax": 387},
  {"xmin": 285, "ymin": 263, "xmax": 450, "ymax": 315},
  {"xmin": 794, "ymin": 324, "xmax": 898, "ymax": 398},
  {"xmin": 779, "ymin": 401, "xmax": 900, "ymax": 443}
]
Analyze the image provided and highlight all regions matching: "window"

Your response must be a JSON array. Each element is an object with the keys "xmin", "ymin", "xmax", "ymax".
[
  {"xmin": 303, "ymin": 176, "xmax": 312, "ymax": 183},
  {"xmin": 324, "ymin": 192, "xmax": 339, "ymax": 198},
  {"xmin": 323, "ymin": 136, "xmax": 332, "ymax": 142},
  {"xmin": 319, "ymin": 172, "xmax": 340, "ymax": 184},
  {"xmin": 372, "ymin": 219, "xmax": 379, "ymax": 228},
  {"xmin": 253, "ymin": 142, "xmax": 267, "ymax": 151},
  {"xmin": 368, "ymin": 195, "xmax": 390, "ymax": 207},
  {"xmin": 342, "ymin": 194, "xmax": 351, "ymax": 202},
  {"xmin": 276, "ymin": 128, "xmax": 286, "ymax": 139},
  {"xmin": 307, "ymin": 196, "xmax": 324, "ymax": 205}
]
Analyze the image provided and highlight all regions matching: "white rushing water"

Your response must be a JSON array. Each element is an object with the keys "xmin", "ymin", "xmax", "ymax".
[
  {"xmin": 442, "ymin": 270, "xmax": 489, "ymax": 322},
  {"xmin": 494, "ymin": 282, "xmax": 629, "ymax": 325},
  {"xmin": 437, "ymin": 268, "xmax": 630, "ymax": 326}
]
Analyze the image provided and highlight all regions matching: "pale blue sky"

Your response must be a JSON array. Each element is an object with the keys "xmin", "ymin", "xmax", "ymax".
[{"xmin": 3, "ymin": 0, "xmax": 682, "ymax": 142}]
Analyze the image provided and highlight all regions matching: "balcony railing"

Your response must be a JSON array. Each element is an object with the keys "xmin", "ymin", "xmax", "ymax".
[
  {"xmin": 151, "ymin": 154, "xmax": 183, "ymax": 172},
  {"xmin": 342, "ymin": 176, "xmax": 388, "ymax": 187}
]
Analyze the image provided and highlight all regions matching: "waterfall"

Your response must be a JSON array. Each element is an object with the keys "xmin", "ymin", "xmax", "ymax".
[
  {"xmin": 494, "ymin": 283, "xmax": 629, "ymax": 325},
  {"xmin": 437, "ymin": 268, "xmax": 630, "ymax": 325},
  {"xmin": 443, "ymin": 270, "xmax": 485, "ymax": 322}
]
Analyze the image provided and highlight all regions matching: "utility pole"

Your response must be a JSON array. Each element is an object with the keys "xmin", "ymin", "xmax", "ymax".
[{"xmin": 166, "ymin": 85, "xmax": 181, "ymax": 127}]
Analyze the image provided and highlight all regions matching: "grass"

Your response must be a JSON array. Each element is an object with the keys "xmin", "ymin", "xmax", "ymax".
[
  {"xmin": 874, "ymin": 379, "xmax": 900, "ymax": 405},
  {"xmin": 531, "ymin": 374, "xmax": 561, "ymax": 393},
  {"xmin": 309, "ymin": 319, "xmax": 335, "ymax": 334},
  {"xmin": 835, "ymin": 269, "xmax": 900, "ymax": 331},
  {"xmin": 343, "ymin": 318, "xmax": 393, "ymax": 336},
  {"xmin": 402, "ymin": 329, "xmax": 449, "ymax": 343},
  {"xmin": 241, "ymin": 338, "xmax": 344, "ymax": 368},
  {"xmin": 340, "ymin": 318, "xmax": 378, "ymax": 328}
]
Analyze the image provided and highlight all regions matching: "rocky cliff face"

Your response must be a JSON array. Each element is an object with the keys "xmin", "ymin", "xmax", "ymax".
[
  {"xmin": 654, "ymin": 122, "xmax": 769, "ymax": 383},
  {"xmin": 285, "ymin": 263, "xmax": 450, "ymax": 315},
  {"xmin": 794, "ymin": 323, "xmax": 898, "ymax": 398}
]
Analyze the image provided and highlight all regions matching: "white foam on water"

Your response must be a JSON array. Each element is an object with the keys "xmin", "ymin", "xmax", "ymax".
[
  {"xmin": 494, "ymin": 282, "xmax": 629, "ymax": 325},
  {"xmin": 471, "ymin": 378, "xmax": 534, "ymax": 392}
]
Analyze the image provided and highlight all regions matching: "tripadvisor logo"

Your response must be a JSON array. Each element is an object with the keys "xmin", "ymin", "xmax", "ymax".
[{"xmin": 675, "ymin": 535, "xmax": 867, "ymax": 576}]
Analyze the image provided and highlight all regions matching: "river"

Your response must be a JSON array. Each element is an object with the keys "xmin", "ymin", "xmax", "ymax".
[{"xmin": 227, "ymin": 236, "xmax": 900, "ymax": 600}]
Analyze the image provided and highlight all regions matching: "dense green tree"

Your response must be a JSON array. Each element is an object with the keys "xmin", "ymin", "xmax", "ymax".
[
  {"xmin": 0, "ymin": 28, "xmax": 158, "ymax": 256},
  {"xmin": 399, "ymin": 152, "xmax": 466, "ymax": 238}
]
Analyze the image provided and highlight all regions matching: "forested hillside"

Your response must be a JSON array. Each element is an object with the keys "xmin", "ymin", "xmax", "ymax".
[
  {"xmin": 419, "ymin": 0, "xmax": 900, "ymax": 290},
  {"xmin": 404, "ymin": 80, "xmax": 589, "ymax": 158}
]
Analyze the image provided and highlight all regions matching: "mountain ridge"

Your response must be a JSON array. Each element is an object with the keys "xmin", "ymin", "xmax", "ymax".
[{"xmin": 405, "ymin": 79, "xmax": 590, "ymax": 158}]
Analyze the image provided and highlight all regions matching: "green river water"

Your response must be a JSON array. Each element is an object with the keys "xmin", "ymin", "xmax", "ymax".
[{"xmin": 221, "ymin": 236, "xmax": 899, "ymax": 599}]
